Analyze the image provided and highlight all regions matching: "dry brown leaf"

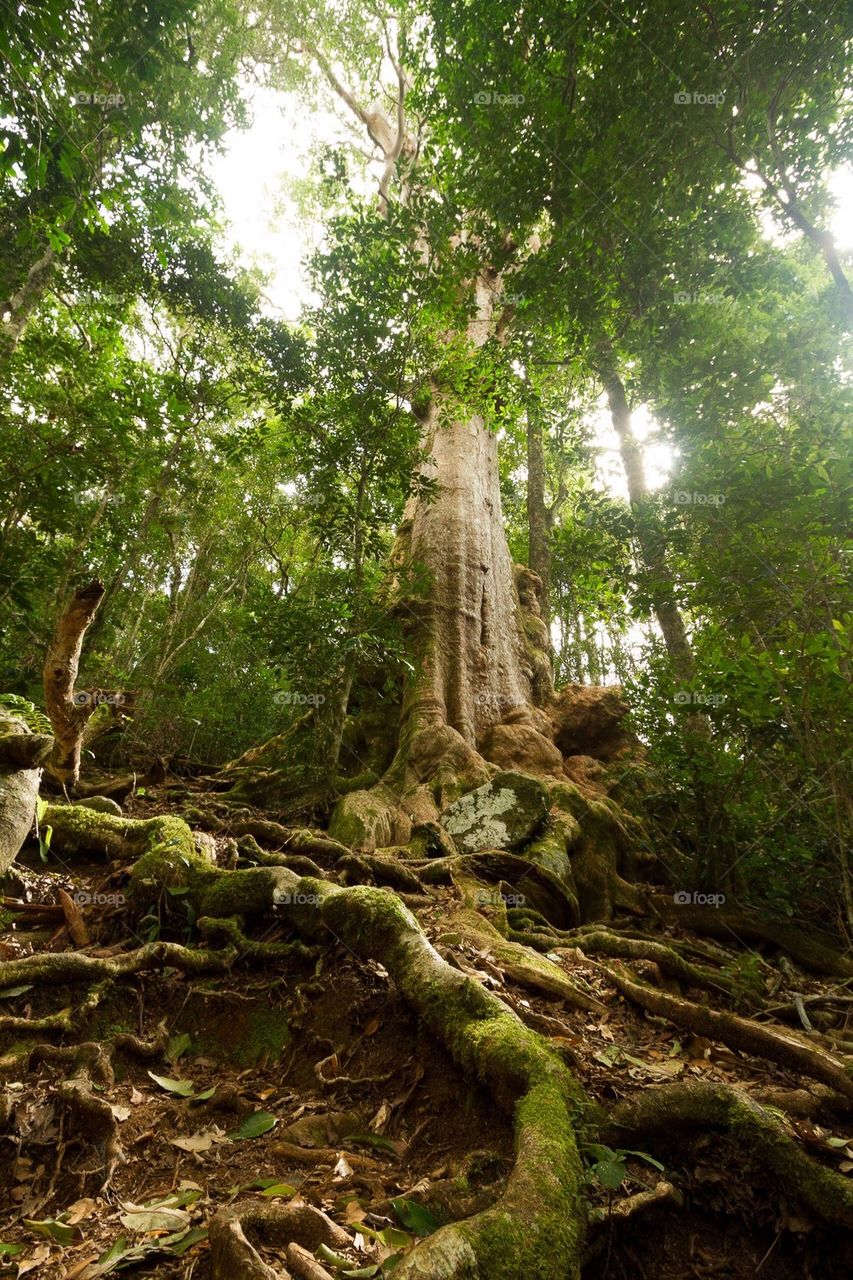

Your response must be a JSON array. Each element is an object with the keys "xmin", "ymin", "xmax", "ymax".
[{"xmin": 66, "ymin": 1198, "xmax": 98, "ymax": 1225}]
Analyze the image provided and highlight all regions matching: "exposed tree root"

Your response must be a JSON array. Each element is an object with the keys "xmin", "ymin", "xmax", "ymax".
[
  {"xmin": 134, "ymin": 850, "xmax": 588, "ymax": 1280},
  {"xmin": 0, "ymin": 979, "xmax": 110, "ymax": 1035},
  {"xmin": 418, "ymin": 851, "xmax": 579, "ymax": 931},
  {"xmin": 29, "ymin": 1041, "xmax": 114, "ymax": 1086},
  {"xmin": 646, "ymin": 896, "xmax": 853, "ymax": 977},
  {"xmin": 601, "ymin": 961, "xmax": 853, "ymax": 1101},
  {"xmin": 440, "ymin": 873, "xmax": 604, "ymax": 1013},
  {"xmin": 0, "ymin": 942, "xmax": 236, "ymax": 1035},
  {"xmin": 0, "ymin": 940, "xmax": 236, "ymax": 988},
  {"xmin": 267, "ymin": 1139, "xmax": 384, "ymax": 1171},
  {"xmin": 18, "ymin": 794, "xmax": 853, "ymax": 1276},
  {"xmin": 566, "ymin": 929, "xmax": 742, "ymax": 1000},
  {"xmin": 337, "ymin": 851, "xmax": 425, "ymax": 893},
  {"xmin": 196, "ymin": 915, "xmax": 321, "ymax": 962},
  {"xmin": 237, "ymin": 835, "xmax": 327, "ymax": 879},
  {"xmin": 28, "ymin": 1039, "xmax": 122, "ymax": 1190},
  {"xmin": 604, "ymin": 1080, "xmax": 853, "ymax": 1229},
  {"xmin": 208, "ymin": 1199, "xmax": 352, "ymax": 1280},
  {"xmin": 587, "ymin": 1179, "xmax": 682, "ymax": 1227}
]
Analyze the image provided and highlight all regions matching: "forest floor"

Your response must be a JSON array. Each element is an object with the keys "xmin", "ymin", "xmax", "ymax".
[{"xmin": 1, "ymin": 777, "xmax": 852, "ymax": 1280}]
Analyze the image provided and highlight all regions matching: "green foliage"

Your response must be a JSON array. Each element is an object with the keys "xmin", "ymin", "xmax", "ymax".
[
  {"xmin": 0, "ymin": 694, "xmax": 52, "ymax": 735},
  {"xmin": 0, "ymin": 0, "xmax": 849, "ymax": 926}
]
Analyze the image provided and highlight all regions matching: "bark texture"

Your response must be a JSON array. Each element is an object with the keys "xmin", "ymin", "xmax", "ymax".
[
  {"xmin": 526, "ymin": 403, "xmax": 551, "ymax": 629},
  {"xmin": 0, "ymin": 710, "xmax": 51, "ymax": 873},
  {"xmin": 0, "ymin": 244, "xmax": 56, "ymax": 357},
  {"xmin": 393, "ymin": 278, "xmax": 535, "ymax": 749},
  {"xmin": 43, "ymin": 579, "xmax": 106, "ymax": 787}
]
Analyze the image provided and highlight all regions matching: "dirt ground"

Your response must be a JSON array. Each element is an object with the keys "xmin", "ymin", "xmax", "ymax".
[{"xmin": 1, "ymin": 786, "xmax": 852, "ymax": 1279}]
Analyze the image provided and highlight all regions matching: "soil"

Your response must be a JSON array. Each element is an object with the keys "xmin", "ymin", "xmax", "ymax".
[{"xmin": 1, "ymin": 779, "xmax": 851, "ymax": 1279}]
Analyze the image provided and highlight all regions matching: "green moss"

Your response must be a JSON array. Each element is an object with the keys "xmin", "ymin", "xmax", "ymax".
[
  {"xmin": 333, "ymin": 769, "xmax": 379, "ymax": 794},
  {"xmin": 328, "ymin": 789, "xmax": 396, "ymax": 851}
]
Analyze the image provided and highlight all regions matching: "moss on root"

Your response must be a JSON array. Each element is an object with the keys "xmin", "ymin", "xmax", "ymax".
[{"xmin": 606, "ymin": 1080, "xmax": 853, "ymax": 1230}]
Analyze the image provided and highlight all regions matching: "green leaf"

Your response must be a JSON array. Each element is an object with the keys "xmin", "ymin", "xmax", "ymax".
[
  {"xmin": 0, "ymin": 1243, "xmax": 24, "ymax": 1256},
  {"xmin": 23, "ymin": 1217, "xmax": 83, "ymax": 1245},
  {"xmin": 0, "ymin": 985, "xmax": 33, "ymax": 998},
  {"xmin": 228, "ymin": 1110, "xmax": 278, "ymax": 1140},
  {"xmin": 166, "ymin": 1032, "xmax": 192, "ymax": 1062},
  {"xmin": 147, "ymin": 1071, "xmax": 195, "ymax": 1097},
  {"xmin": 591, "ymin": 1157, "xmax": 627, "ymax": 1189},
  {"xmin": 190, "ymin": 1085, "xmax": 216, "ymax": 1102},
  {"xmin": 96, "ymin": 1235, "xmax": 130, "ymax": 1268},
  {"xmin": 390, "ymin": 1197, "xmax": 440, "ymax": 1236},
  {"xmin": 359, "ymin": 1223, "xmax": 411, "ymax": 1249},
  {"xmin": 260, "ymin": 1183, "xmax": 297, "ymax": 1198},
  {"xmin": 620, "ymin": 1148, "xmax": 666, "ymax": 1172},
  {"xmin": 168, "ymin": 1226, "xmax": 208, "ymax": 1255}
]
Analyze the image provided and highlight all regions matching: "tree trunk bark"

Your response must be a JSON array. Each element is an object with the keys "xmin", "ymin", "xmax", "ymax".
[
  {"xmin": 0, "ymin": 244, "xmax": 56, "ymax": 357},
  {"xmin": 43, "ymin": 580, "xmax": 106, "ymax": 788},
  {"xmin": 601, "ymin": 365, "xmax": 696, "ymax": 686},
  {"xmin": 396, "ymin": 391, "xmax": 532, "ymax": 746},
  {"xmin": 526, "ymin": 401, "xmax": 551, "ymax": 630},
  {"xmin": 0, "ymin": 710, "xmax": 52, "ymax": 873}
]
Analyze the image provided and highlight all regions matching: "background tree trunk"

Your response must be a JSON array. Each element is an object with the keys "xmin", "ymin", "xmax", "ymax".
[
  {"xmin": 600, "ymin": 363, "xmax": 697, "ymax": 688},
  {"xmin": 526, "ymin": 401, "xmax": 551, "ymax": 630},
  {"xmin": 43, "ymin": 580, "xmax": 105, "ymax": 788}
]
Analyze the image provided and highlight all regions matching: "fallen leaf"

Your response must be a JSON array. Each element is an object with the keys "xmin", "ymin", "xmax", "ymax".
[
  {"xmin": 65, "ymin": 1198, "xmax": 97, "ymax": 1225},
  {"xmin": 228, "ymin": 1110, "xmax": 278, "ymax": 1141},
  {"xmin": 57, "ymin": 889, "xmax": 90, "ymax": 947},
  {"xmin": 170, "ymin": 1133, "xmax": 216, "ymax": 1153},
  {"xmin": 370, "ymin": 1102, "xmax": 392, "ymax": 1133},
  {"xmin": 118, "ymin": 1206, "xmax": 191, "ymax": 1235},
  {"xmin": 23, "ymin": 1217, "xmax": 83, "ymax": 1245},
  {"xmin": 16, "ymin": 1243, "xmax": 51, "ymax": 1276},
  {"xmin": 146, "ymin": 1072, "xmax": 194, "ymax": 1097}
]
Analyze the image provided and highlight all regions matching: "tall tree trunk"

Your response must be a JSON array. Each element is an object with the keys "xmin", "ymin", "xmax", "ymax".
[
  {"xmin": 43, "ymin": 580, "xmax": 105, "ymax": 788},
  {"xmin": 0, "ymin": 244, "xmax": 56, "ymax": 357},
  {"xmin": 396, "ymin": 387, "xmax": 533, "ymax": 746},
  {"xmin": 600, "ymin": 364, "xmax": 696, "ymax": 687},
  {"xmin": 599, "ymin": 357, "xmax": 722, "ymax": 885},
  {"xmin": 526, "ymin": 400, "xmax": 551, "ymax": 630}
]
